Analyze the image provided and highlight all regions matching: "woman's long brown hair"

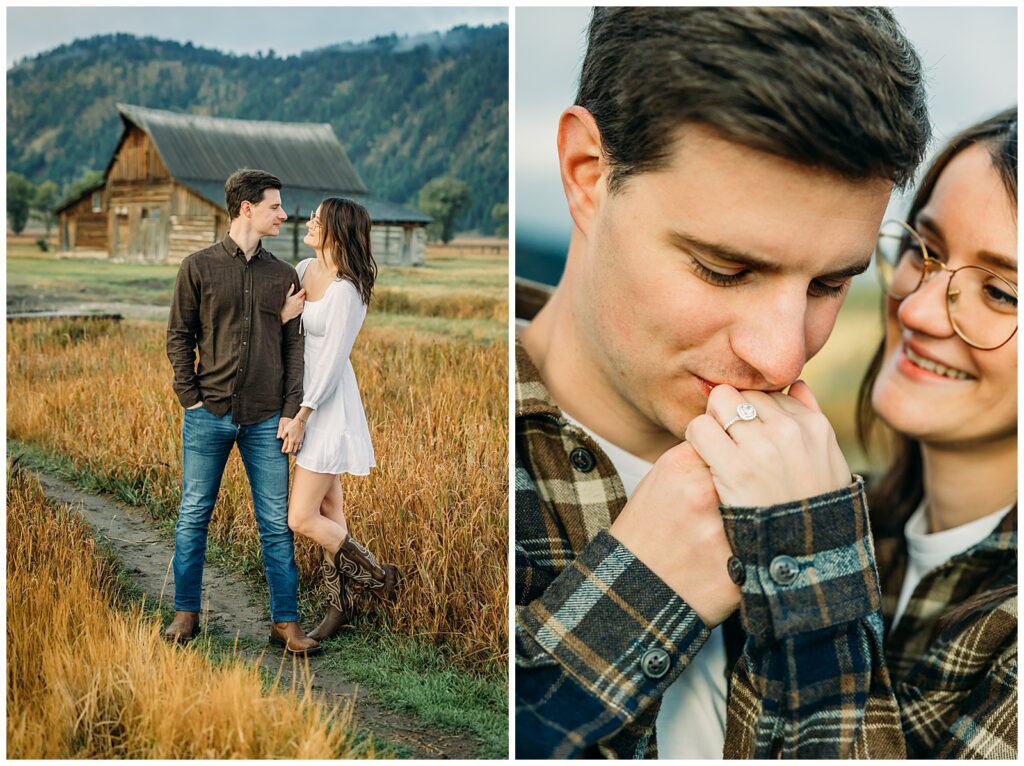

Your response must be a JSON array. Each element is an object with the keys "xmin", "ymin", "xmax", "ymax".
[
  {"xmin": 856, "ymin": 107, "xmax": 1017, "ymax": 622},
  {"xmin": 316, "ymin": 197, "xmax": 376, "ymax": 305}
]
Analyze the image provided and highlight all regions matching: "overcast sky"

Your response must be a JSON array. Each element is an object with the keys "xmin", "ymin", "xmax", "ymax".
[
  {"xmin": 6, "ymin": 6, "xmax": 508, "ymax": 68},
  {"xmin": 517, "ymin": 7, "xmax": 1018, "ymax": 247}
]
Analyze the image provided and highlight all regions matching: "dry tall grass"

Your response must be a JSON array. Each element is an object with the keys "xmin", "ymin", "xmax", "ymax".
[
  {"xmin": 6, "ymin": 467, "xmax": 363, "ymax": 759},
  {"xmin": 7, "ymin": 318, "xmax": 508, "ymax": 670},
  {"xmin": 374, "ymin": 288, "xmax": 508, "ymax": 321}
]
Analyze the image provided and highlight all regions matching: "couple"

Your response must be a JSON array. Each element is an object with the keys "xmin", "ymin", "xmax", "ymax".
[
  {"xmin": 164, "ymin": 169, "xmax": 399, "ymax": 655},
  {"xmin": 516, "ymin": 7, "xmax": 1016, "ymax": 760}
]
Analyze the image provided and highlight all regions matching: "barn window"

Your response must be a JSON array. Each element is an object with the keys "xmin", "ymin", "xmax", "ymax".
[
  {"xmin": 92, "ymin": 192, "xmax": 102, "ymax": 212},
  {"xmin": 140, "ymin": 208, "xmax": 149, "ymax": 219},
  {"xmin": 151, "ymin": 209, "xmax": 161, "ymax": 221}
]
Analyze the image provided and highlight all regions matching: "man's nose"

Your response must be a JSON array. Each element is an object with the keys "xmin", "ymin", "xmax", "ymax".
[{"xmin": 730, "ymin": 290, "xmax": 809, "ymax": 389}]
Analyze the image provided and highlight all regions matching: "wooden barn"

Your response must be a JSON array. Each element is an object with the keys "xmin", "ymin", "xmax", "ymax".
[{"xmin": 56, "ymin": 103, "xmax": 431, "ymax": 265}]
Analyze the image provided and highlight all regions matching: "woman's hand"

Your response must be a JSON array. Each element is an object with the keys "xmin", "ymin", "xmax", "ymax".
[
  {"xmin": 281, "ymin": 284, "xmax": 306, "ymax": 324},
  {"xmin": 684, "ymin": 381, "xmax": 851, "ymax": 508},
  {"xmin": 279, "ymin": 417, "xmax": 306, "ymax": 454}
]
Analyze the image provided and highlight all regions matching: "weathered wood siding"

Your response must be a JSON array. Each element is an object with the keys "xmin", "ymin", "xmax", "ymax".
[
  {"xmin": 165, "ymin": 182, "xmax": 225, "ymax": 263},
  {"xmin": 374, "ymin": 224, "xmax": 426, "ymax": 266},
  {"xmin": 104, "ymin": 127, "xmax": 173, "ymax": 262},
  {"xmin": 60, "ymin": 193, "xmax": 109, "ymax": 252}
]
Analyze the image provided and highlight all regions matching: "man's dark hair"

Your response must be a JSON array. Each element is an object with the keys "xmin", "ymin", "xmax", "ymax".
[
  {"xmin": 224, "ymin": 169, "xmax": 283, "ymax": 219},
  {"xmin": 577, "ymin": 7, "xmax": 931, "ymax": 192}
]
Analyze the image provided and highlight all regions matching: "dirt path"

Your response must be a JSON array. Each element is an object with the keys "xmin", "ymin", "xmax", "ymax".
[{"xmin": 30, "ymin": 469, "xmax": 483, "ymax": 760}]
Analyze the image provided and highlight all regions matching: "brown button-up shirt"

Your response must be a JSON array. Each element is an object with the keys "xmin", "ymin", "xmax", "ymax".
[{"xmin": 166, "ymin": 234, "xmax": 303, "ymax": 424}]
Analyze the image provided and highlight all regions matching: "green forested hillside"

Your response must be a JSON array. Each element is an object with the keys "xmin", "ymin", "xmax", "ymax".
[{"xmin": 7, "ymin": 25, "xmax": 508, "ymax": 233}]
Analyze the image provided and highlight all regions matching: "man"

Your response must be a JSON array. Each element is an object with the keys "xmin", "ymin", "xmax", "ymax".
[
  {"xmin": 165, "ymin": 168, "xmax": 318, "ymax": 655},
  {"xmin": 515, "ymin": 7, "xmax": 930, "ymax": 758}
]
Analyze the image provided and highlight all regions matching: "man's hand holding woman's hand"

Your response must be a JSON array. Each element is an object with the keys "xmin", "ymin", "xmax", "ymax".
[
  {"xmin": 607, "ymin": 380, "xmax": 849, "ymax": 630},
  {"xmin": 685, "ymin": 382, "xmax": 852, "ymax": 508},
  {"xmin": 608, "ymin": 441, "xmax": 741, "ymax": 628}
]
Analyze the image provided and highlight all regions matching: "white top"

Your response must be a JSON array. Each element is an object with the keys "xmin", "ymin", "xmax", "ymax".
[
  {"xmin": 564, "ymin": 415, "xmax": 728, "ymax": 760},
  {"xmin": 293, "ymin": 257, "xmax": 375, "ymax": 475},
  {"xmin": 891, "ymin": 500, "xmax": 1011, "ymax": 632}
]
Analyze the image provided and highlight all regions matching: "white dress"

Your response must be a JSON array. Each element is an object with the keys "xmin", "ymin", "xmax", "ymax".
[{"xmin": 293, "ymin": 258, "xmax": 375, "ymax": 475}]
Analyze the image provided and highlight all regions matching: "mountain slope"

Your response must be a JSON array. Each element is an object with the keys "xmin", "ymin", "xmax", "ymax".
[{"xmin": 7, "ymin": 25, "xmax": 508, "ymax": 232}]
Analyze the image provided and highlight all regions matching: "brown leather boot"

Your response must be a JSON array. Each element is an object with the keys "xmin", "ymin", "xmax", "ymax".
[
  {"xmin": 268, "ymin": 621, "xmax": 322, "ymax": 656},
  {"xmin": 336, "ymin": 533, "xmax": 401, "ymax": 602},
  {"xmin": 164, "ymin": 611, "xmax": 199, "ymax": 643},
  {"xmin": 307, "ymin": 546, "xmax": 355, "ymax": 641}
]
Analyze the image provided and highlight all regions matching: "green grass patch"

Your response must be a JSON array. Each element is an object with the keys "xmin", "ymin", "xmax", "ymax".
[
  {"xmin": 364, "ymin": 311, "xmax": 506, "ymax": 344},
  {"xmin": 7, "ymin": 250, "xmax": 508, "ymax": 334},
  {"xmin": 6, "ymin": 255, "xmax": 180, "ymax": 311},
  {"xmin": 316, "ymin": 630, "xmax": 508, "ymax": 759}
]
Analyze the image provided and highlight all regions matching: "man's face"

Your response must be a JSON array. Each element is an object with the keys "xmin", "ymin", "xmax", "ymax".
[
  {"xmin": 246, "ymin": 188, "xmax": 288, "ymax": 237},
  {"xmin": 573, "ymin": 125, "xmax": 893, "ymax": 441}
]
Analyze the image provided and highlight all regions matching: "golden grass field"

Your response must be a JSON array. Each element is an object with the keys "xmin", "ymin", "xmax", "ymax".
[
  {"xmin": 7, "ymin": 316, "xmax": 509, "ymax": 671},
  {"xmin": 6, "ymin": 467, "xmax": 364, "ymax": 759}
]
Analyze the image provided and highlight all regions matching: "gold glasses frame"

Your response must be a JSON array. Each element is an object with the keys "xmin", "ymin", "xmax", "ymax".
[{"xmin": 874, "ymin": 219, "xmax": 1018, "ymax": 351}]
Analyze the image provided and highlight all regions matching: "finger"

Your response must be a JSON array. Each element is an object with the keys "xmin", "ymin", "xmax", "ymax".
[
  {"xmin": 737, "ymin": 389, "xmax": 787, "ymax": 421},
  {"xmin": 707, "ymin": 385, "xmax": 768, "ymax": 437},
  {"xmin": 786, "ymin": 380, "xmax": 822, "ymax": 413},
  {"xmin": 296, "ymin": 289, "xmax": 306, "ymax": 298},
  {"xmin": 684, "ymin": 413, "xmax": 738, "ymax": 471},
  {"xmin": 286, "ymin": 284, "xmax": 295, "ymax": 297}
]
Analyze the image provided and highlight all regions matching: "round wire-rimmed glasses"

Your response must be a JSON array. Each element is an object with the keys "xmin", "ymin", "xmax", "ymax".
[
  {"xmin": 874, "ymin": 219, "xmax": 1018, "ymax": 350},
  {"xmin": 308, "ymin": 211, "xmax": 321, "ymax": 229}
]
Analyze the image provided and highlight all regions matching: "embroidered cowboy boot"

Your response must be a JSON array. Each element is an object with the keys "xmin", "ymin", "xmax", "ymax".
[
  {"xmin": 335, "ymin": 533, "xmax": 400, "ymax": 602},
  {"xmin": 308, "ymin": 545, "xmax": 355, "ymax": 641}
]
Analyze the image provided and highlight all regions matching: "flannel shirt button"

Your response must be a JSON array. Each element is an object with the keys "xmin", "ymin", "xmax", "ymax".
[
  {"xmin": 640, "ymin": 648, "xmax": 670, "ymax": 679},
  {"xmin": 727, "ymin": 555, "xmax": 745, "ymax": 585},
  {"xmin": 570, "ymin": 447, "xmax": 596, "ymax": 472},
  {"xmin": 769, "ymin": 555, "xmax": 800, "ymax": 586}
]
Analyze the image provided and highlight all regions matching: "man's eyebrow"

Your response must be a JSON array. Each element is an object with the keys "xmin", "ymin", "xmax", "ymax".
[
  {"xmin": 668, "ymin": 230, "xmax": 870, "ymax": 279},
  {"xmin": 917, "ymin": 214, "xmax": 1017, "ymax": 275}
]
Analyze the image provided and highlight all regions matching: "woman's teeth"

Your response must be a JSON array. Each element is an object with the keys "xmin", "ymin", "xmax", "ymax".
[{"xmin": 905, "ymin": 346, "xmax": 974, "ymax": 380}]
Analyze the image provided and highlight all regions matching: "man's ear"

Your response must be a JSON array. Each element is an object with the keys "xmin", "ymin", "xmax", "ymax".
[{"xmin": 557, "ymin": 106, "xmax": 608, "ymax": 236}]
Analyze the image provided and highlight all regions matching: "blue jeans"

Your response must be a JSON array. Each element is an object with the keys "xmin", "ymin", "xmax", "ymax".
[{"xmin": 173, "ymin": 407, "xmax": 298, "ymax": 622}]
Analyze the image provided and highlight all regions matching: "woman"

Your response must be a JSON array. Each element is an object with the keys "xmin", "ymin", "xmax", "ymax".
[
  {"xmin": 685, "ymin": 108, "xmax": 1016, "ymax": 757},
  {"xmin": 279, "ymin": 197, "xmax": 400, "ymax": 643}
]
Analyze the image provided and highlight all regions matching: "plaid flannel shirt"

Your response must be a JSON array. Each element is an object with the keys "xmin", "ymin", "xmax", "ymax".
[{"xmin": 514, "ymin": 333, "xmax": 1017, "ymax": 759}]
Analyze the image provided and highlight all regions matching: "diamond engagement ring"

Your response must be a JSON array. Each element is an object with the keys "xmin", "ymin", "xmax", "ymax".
[{"xmin": 722, "ymin": 402, "xmax": 758, "ymax": 432}]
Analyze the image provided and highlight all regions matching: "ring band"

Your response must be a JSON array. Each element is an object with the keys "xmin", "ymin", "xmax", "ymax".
[{"xmin": 723, "ymin": 402, "xmax": 758, "ymax": 432}]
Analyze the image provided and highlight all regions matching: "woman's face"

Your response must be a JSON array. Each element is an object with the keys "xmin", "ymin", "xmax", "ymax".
[
  {"xmin": 872, "ymin": 143, "xmax": 1017, "ymax": 448},
  {"xmin": 303, "ymin": 205, "xmax": 323, "ymax": 249}
]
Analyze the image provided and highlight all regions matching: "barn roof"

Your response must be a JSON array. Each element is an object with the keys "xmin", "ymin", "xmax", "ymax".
[
  {"xmin": 116, "ymin": 103, "xmax": 367, "ymax": 193},
  {"xmin": 57, "ymin": 105, "xmax": 431, "ymax": 224}
]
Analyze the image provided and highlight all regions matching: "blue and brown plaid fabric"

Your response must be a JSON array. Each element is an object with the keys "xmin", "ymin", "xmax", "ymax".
[{"xmin": 514, "ymin": 333, "xmax": 1017, "ymax": 759}]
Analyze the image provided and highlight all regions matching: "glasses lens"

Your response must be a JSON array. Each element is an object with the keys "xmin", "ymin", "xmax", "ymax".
[
  {"xmin": 876, "ymin": 221, "xmax": 927, "ymax": 299},
  {"xmin": 947, "ymin": 266, "xmax": 1018, "ymax": 349}
]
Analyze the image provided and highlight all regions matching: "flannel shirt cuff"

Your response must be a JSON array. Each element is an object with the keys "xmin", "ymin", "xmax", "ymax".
[
  {"xmin": 176, "ymin": 387, "xmax": 201, "ymax": 409},
  {"xmin": 516, "ymin": 529, "xmax": 710, "ymax": 720},
  {"xmin": 721, "ymin": 477, "xmax": 882, "ymax": 646}
]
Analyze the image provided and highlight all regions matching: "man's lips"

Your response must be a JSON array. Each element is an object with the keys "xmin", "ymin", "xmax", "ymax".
[
  {"xmin": 695, "ymin": 374, "xmax": 787, "ymax": 397},
  {"xmin": 695, "ymin": 375, "xmax": 718, "ymax": 397}
]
